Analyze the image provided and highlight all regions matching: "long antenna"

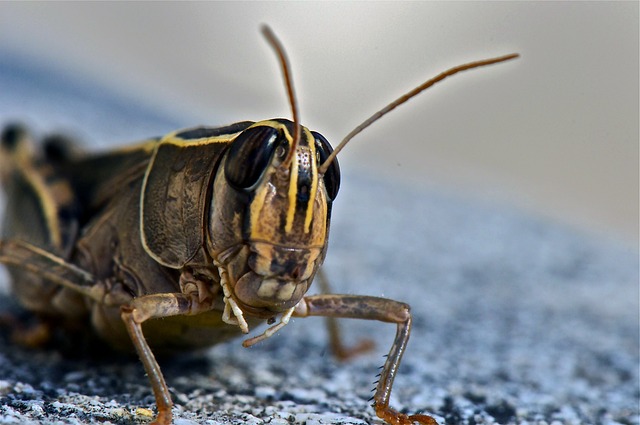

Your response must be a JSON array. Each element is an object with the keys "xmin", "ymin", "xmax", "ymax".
[
  {"xmin": 317, "ymin": 53, "xmax": 519, "ymax": 175},
  {"xmin": 261, "ymin": 25, "xmax": 300, "ymax": 168}
]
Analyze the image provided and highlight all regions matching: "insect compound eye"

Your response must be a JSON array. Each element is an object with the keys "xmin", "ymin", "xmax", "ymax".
[
  {"xmin": 42, "ymin": 134, "xmax": 77, "ymax": 163},
  {"xmin": 224, "ymin": 125, "xmax": 281, "ymax": 190},
  {"xmin": 313, "ymin": 131, "xmax": 340, "ymax": 201},
  {"xmin": 1, "ymin": 123, "xmax": 28, "ymax": 151}
]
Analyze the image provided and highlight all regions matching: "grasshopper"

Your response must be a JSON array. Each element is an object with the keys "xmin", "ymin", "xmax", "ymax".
[{"xmin": 0, "ymin": 26, "xmax": 517, "ymax": 425}]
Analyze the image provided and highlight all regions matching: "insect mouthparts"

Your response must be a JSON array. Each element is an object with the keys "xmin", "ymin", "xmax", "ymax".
[{"xmin": 0, "ymin": 24, "xmax": 519, "ymax": 425}]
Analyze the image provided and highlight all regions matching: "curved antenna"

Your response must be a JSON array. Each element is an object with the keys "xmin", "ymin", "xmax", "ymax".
[
  {"xmin": 261, "ymin": 25, "xmax": 301, "ymax": 168},
  {"xmin": 318, "ymin": 53, "xmax": 519, "ymax": 175}
]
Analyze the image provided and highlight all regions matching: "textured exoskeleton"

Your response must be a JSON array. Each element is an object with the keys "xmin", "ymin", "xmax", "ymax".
[
  {"xmin": 0, "ymin": 27, "xmax": 518, "ymax": 425},
  {"xmin": 0, "ymin": 119, "xmax": 434, "ymax": 425}
]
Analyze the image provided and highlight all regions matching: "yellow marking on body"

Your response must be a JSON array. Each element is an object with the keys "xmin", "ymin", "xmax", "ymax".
[
  {"xmin": 276, "ymin": 281, "xmax": 297, "ymax": 301},
  {"xmin": 4, "ymin": 134, "xmax": 65, "ymax": 248},
  {"xmin": 139, "ymin": 142, "xmax": 163, "ymax": 266},
  {"xmin": 286, "ymin": 148, "xmax": 298, "ymax": 234},
  {"xmin": 161, "ymin": 131, "xmax": 238, "ymax": 147},
  {"xmin": 257, "ymin": 279, "xmax": 296, "ymax": 302},
  {"xmin": 248, "ymin": 167, "xmax": 271, "ymax": 240},
  {"xmin": 23, "ymin": 163, "xmax": 62, "ymax": 248},
  {"xmin": 304, "ymin": 128, "xmax": 318, "ymax": 233},
  {"xmin": 246, "ymin": 121, "xmax": 295, "ymax": 240},
  {"xmin": 235, "ymin": 120, "xmax": 309, "ymax": 237},
  {"xmin": 257, "ymin": 279, "xmax": 279, "ymax": 298},
  {"xmin": 77, "ymin": 139, "xmax": 158, "ymax": 164},
  {"xmin": 257, "ymin": 120, "xmax": 290, "ymax": 132},
  {"xmin": 139, "ymin": 126, "xmax": 242, "ymax": 266},
  {"xmin": 103, "ymin": 138, "xmax": 158, "ymax": 155},
  {"xmin": 259, "ymin": 120, "xmax": 298, "ymax": 235}
]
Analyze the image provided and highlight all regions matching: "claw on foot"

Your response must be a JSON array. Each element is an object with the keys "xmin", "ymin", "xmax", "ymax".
[
  {"xmin": 149, "ymin": 407, "xmax": 172, "ymax": 425},
  {"xmin": 375, "ymin": 404, "xmax": 438, "ymax": 425}
]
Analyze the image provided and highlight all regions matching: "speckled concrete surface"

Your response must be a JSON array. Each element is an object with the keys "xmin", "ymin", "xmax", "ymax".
[{"xmin": 0, "ymin": 53, "xmax": 638, "ymax": 425}]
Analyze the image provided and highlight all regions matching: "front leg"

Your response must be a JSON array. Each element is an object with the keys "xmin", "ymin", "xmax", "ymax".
[
  {"xmin": 120, "ymin": 284, "xmax": 218, "ymax": 425},
  {"xmin": 294, "ymin": 295, "xmax": 437, "ymax": 425}
]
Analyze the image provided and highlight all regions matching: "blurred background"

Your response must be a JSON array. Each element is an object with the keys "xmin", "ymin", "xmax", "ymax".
[{"xmin": 0, "ymin": 2, "xmax": 637, "ymax": 247}]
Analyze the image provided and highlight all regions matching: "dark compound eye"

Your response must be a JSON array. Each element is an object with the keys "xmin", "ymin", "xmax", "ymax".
[
  {"xmin": 42, "ymin": 134, "xmax": 77, "ymax": 163},
  {"xmin": 225, "ymin": 125, "xmax": 281, "ymax": 190},
  {"xmin": 1, "ymin": 123, "xmax": 28, "ymax": 151},
  {"xmin": 312, "ymin": 131, "xmax": 340, "ymax": 201}
]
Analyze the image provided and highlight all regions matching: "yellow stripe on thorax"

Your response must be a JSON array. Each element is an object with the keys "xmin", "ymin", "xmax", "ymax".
[{"xmin": 160, "ymin": 131, "xmax": 241, "ymax": 147}]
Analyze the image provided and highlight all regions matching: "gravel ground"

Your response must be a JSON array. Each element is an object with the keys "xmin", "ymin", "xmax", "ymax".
[{"xmin": 0, "ymin": 52, "xmax": 638, "ymax": 425}]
